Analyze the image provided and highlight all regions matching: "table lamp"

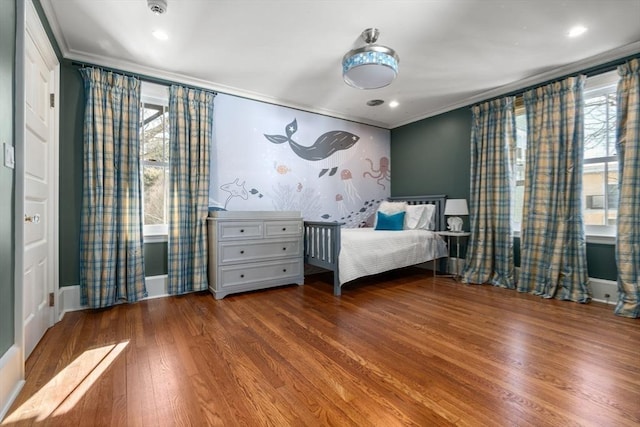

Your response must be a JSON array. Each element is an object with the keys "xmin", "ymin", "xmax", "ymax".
[{"xmin": 444, "ymin": 199, "xmax": 468, "ymax": 232}]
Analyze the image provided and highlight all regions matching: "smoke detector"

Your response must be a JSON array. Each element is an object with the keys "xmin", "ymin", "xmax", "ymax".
[{"xmin": 148, "ymin": 0, "xmax": 167, "ymax": 14}]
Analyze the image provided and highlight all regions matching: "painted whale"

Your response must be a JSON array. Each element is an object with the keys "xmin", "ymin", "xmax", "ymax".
[{"xmin": 264, "ymin": 119, "xmax": 360, "ymax": 162}]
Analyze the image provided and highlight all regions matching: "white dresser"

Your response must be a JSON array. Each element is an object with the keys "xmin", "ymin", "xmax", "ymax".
[{"xmin": 207, "ymin": 211, "xmax": 304, "ymax": 299}]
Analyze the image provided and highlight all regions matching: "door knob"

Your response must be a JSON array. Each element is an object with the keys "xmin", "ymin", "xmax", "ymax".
[{"xmin": 24, "ymin": 214, "xmax": 40, "ymax": 224}]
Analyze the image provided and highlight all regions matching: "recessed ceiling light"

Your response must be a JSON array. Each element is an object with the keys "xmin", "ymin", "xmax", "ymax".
[
  {"xmin": 567, "ymin": 25, "xmax": 587, "ymax": 38},
  {"xmin": 152, "ymin": 30, "xmax": 169, "ymax": 40},
  {"xmin": 366, "ymin": 99, "xmax": 385, "ymax": 107},
  {"xmin": 389, "ymin": 100, "xmax": 399, "ymax": 108}
]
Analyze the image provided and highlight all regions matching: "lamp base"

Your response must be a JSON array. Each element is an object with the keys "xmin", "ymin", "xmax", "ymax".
[{"xmin": 446, "ymin": 216, "xmax": 463, "ymax": 232}]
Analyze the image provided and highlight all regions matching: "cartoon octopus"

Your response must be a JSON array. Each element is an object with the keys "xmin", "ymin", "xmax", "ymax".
[{"xmin": 363, "ymin": 157, "xmax": 390, "ymax": 189}]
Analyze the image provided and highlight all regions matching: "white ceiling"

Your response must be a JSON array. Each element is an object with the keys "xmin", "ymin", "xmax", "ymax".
[{"xmin": 40, "ymin": 0, "xmax": 640, "ymax": 129}]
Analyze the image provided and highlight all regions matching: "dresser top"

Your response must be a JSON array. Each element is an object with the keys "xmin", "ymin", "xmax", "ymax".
[{"xmin": 208, "ymin": 210, "xmax": 301, "ymax": 220}]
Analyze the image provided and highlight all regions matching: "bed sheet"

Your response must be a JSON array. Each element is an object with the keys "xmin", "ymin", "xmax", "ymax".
[{"xmin": 338, "ymin": 228, "xmax": 448, "ymax": 285}]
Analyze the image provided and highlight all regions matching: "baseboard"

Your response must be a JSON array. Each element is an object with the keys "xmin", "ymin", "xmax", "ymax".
[
  {"xmin": 58, "ymin": 285, "xmax": 84, "ymax": 319},
  {"xmin": 144, "ymin": 275, "xmax": 170, "ymax": 300},
  {"xmin": 0, "ymin": 346, "xmax": 25, "ymax": 422},
  {"xmin": 589, "ymin": 278, "xmax": 618, "ymax": 305},
  {"xmin": 423, "ymin": 258, "xmax": 618, "ymax": 305},
  {"xmin": 58, "ymin": 275, "xmax": 171, "ymax": 316}
]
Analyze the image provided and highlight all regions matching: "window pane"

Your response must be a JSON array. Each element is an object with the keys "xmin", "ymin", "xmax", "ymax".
[
  {"xmin": 606, "ymin": 93, "xmax": 617, "ymax": 157},
  {"xmin": 143, "ymin": 165, "xmax": 166, "ymax": 225},
  {"xmin": 583, "ymin": 161, "xmax": 617, "ymax": 226},
  {"xmin": 584, "ymin": 94, "xmax": 616, "ymax": 159},
  {"xmin": 513, "ymin": 108, "xmax": 527, "ymax": 227},
  {"xmin": 142, "ymin": 104, "xmax": 169, "ymax": 163}
]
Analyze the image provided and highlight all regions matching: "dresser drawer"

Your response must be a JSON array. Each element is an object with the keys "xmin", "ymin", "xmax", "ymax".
[
  {"xmin": 218, "ymin": 221, "xmax": 263, "ymax": 240},
  {"xmin": 218, "ymin": 259, "xmax": 303, "ymax": 289},
  {"xmin": 219, "ymin": 239, "xmax": 301, "ymax": 264},
  {"xmin": 265, "ymin": 220, "xmax": 302, "ymax": 238}
]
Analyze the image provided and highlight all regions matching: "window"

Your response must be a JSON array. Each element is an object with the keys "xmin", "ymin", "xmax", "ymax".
[
  {"xmin": 512, "ymin": 100, "xmax": 527, "ymax": 231},
  {"xmin": 583, "ymin": 72, "xmax": 618, "ymax": 234},
  {"xmin": 140, "ymin": 82, "xmax": 170, "ymax": 238},
  {"xmin": 513, "ymin": 71, "xmax": 619, "ymax": 241}
]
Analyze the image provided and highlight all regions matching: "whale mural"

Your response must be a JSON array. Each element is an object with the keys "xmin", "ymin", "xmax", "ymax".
[
  {"xmin": 209, "ymin": 93, "xmax": 389, "ymax": 221},
  {"xmin": 264, "ymin": 119, "xmax": 360, "ymax": 177}
]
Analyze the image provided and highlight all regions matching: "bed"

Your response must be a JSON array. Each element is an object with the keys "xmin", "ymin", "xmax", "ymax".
[{"xmin": 304, "ymin": 195, "xmax": 449, "ymax": 295}]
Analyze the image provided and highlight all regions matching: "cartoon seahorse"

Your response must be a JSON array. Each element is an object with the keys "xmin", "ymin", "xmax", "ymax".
[{"xmin": 264, "ymin": 119, "xmax": 360, "ymax": 177}]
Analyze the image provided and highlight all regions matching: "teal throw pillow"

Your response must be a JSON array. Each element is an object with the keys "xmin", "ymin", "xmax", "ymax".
[{"xmin": 375, "ymin": 211, "xmax": 405, "ymax": 231}]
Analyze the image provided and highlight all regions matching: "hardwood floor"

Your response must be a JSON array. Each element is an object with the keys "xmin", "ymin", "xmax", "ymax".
[{"xmin": 3, "ymin": 268, "xmax": 639, "ymax": 426}]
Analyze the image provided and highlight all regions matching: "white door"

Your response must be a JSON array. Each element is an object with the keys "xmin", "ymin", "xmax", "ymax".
[{"xmin": 22, "ymin": 1, "xmax": 59, "ymax": 359}]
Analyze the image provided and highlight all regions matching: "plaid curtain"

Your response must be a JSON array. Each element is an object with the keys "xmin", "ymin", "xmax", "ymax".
[
  {"xmin": 79, "ymin": 68, "xmax": 147, "ymax": 308},
  {"xmin": 518, "ymin": 76, "xmax": 591, "ymax": 302},
  {"xmin": 168, "ymin": 86, "xmax": 215, "ymax": 294},
  {"xmin": 615, "ymin": 58, "xmax": 640, "ymax": 318},
  {"xmin": 462, "ymin": 97, "xmax": 516, "ymax": 288}
]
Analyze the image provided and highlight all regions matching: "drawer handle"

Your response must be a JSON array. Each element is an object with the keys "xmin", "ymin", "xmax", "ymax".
[
  {"xmin": 282, "ymin": 247, "xmax": 287, "ymax": 251},
  {"xmin": 240, "ymin": 274, "xmax": 245, "ymax": 278},
  {"xmin": 240, "ymin": 250, "xmax": 245, "ymax": 254},
  {"xmin": 282, "ymin": 227, "xmax": 286, "ymax": 231},
  {"xmin": 282, "ymin": 268, "xmax": 287, "ymax": 272},
  {"xmin": 240, "ymin": 229, "xmax": 244, "ymax": 233}
]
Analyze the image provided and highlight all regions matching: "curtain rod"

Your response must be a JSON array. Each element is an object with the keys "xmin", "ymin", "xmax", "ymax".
[
  {"xmin": 70, "ymin": 60, "xmax": 218, "ymax": 95},
  {"xmin": 477, "ymin": 52, "xmax": 639, "ymax": 105}
]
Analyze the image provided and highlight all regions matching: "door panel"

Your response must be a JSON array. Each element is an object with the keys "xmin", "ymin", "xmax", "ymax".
[{"xmin": 22, "ymin": 17, "xmax": 55, "ymax": 359}]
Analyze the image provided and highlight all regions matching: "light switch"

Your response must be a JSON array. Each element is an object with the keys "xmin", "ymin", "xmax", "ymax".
[{"xmin": 4, "ymin": 143, "xmax": 15, "ymax": 169}]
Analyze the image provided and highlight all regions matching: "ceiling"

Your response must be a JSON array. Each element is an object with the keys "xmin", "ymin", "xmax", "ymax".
[{"xmin": 40, "ymin": 0, "xmax": 640, "ymax": 129}]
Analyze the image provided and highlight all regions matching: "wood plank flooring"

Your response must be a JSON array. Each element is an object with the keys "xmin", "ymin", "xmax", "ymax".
[{"xmin": 3, "ymin": 268, "xmax": 639, "ymax": 426}]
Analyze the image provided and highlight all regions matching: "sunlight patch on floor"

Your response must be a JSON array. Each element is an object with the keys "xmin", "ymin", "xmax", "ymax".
[{"xmin": 2, "ymin": 341, "xmax": 128, "ymax": 424}]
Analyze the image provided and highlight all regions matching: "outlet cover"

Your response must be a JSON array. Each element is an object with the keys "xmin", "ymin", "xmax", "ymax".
[{"xmin": 4, "ymin": 143, "xmax": 15, "ymax": 169}]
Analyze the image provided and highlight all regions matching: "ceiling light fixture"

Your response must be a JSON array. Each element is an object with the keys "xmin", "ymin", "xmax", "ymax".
[
  {"xmin": 147, "ymin": 0, "xmax": 168, "ymax": 15},
  {"xmin": 389, "ymin": 100, "xmax": 399, "ymax": 108},
  {"xmin": 343, "ymin": 28, "xmax": 399, "ymax": 90},
  {"xmin": 152, "ymin": 30, "xmax": 168, "ymax": 40},
  {"xmin": 568, "ymin": 25, "xmax": 587, "ymax": 38}
]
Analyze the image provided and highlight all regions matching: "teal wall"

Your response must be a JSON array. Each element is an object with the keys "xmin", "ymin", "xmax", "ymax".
[
  {"xmin": 59, "ymin": 60, "xmax": 84, "ymax": 286},
  {"xmin": 390, "ymin": 107, "xmax": 618, "ymax": 281},
  {"xmin": 390, "ymin": 107, "xmax": 472, "ymax": 260},
  {"xmin": 0, "ymin": 0, "xmax": 16, "ymax": 355}
]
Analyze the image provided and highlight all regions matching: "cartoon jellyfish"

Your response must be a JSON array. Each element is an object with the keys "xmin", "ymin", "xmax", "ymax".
[
  {"xmin": 335, "ymin": 193, "xmax": 350, "ymax": 217},
  {"xmin": 340, "ymin": 169, "xmax": 360, "ymax": 204}
]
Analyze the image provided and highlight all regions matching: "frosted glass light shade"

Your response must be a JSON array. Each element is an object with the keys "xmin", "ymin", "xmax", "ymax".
[
  {"xmin": 342, "ymin": 28, "xmax": 399, "ymax": 90},
  {"xmin": 444, "ymin": 199, "xmax": 469, "ymax": 216},
  {"xmin": 342, "ymin": 47, "xmax": 399, "ymax": 89}
]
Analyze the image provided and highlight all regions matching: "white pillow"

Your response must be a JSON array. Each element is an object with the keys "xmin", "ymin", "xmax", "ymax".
[
  {"xmin": 377, "ymin": 201, "xmax": 407, "ymax": 215},
  {"xmin": 404, "ymin": 204, "xmax": 427, "ymax": 229},
  {"xmin": 403, "ymin": 204, "xmax": 436, "ymax": 230},
  {"xmin": 422, "ymin": 204, "xmax": 436, "ymax": 230}
]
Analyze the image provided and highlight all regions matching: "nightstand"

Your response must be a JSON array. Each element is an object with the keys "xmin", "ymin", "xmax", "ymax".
[{"xmin": 435, "ymin": 231, "xmax": 470, "ymax": 280}]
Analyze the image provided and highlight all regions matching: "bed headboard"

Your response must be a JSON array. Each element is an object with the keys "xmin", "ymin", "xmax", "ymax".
[{"xmin": 387, "ymin": 194, "xmax": 447, "ymax": 232}]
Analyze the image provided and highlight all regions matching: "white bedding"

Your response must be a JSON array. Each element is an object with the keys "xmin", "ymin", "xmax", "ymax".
[{"xmin": 338, "ymin": 228, "xmax": 448, "ymax": 286}]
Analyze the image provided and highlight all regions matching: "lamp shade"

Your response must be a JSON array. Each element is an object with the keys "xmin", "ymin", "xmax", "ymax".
[
  {"xmin": 342, "ymin": 28, "xmax": 399, "ymax": 90},
  {"xmin": 444, "ymin": 199, "xmax": 469, "ymax": 216}
]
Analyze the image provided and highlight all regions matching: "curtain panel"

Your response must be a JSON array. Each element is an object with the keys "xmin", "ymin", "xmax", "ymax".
[
  {"xmin": 168, "ymin": 86, "xmax": 216, "ymax": 295},
  {"xmin": 462, "ymin": 97, "xmax": 516, "ymax": 288},
  {"xmin": 79, "ymin": 68, "xmax": 147, "ymax": 308},
  {"xmin": 518, "ymin": 76, "xmax": 591, "ymax": 303},
  {"xmin": 615, "ymin": 58, "xmax": 640, "ymax": 318}
]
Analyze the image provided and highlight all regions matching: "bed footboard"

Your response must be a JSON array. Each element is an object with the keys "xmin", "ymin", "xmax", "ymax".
[{"xmin": 303, "ymin": 221, "xmax": 342, "ymax": 296}]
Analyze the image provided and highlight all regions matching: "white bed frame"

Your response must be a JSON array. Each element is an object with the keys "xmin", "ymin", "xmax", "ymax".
[{"xmin": 303, "ymin": 195, "xmax": 448, "ymax": 295}]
